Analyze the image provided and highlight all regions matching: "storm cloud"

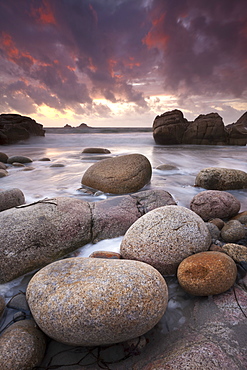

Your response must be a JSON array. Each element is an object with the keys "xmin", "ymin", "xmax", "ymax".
[{"xmin": 0, "ymin": 0, "xmax": 246, "ymax": 125}]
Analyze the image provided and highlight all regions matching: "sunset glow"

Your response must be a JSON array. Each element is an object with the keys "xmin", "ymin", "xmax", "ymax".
[{"xmin": 0, "ymin": 0, "xmax": 246, "ymax": 127}]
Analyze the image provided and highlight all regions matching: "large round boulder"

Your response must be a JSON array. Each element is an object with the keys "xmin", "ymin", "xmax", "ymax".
[
  {"xmin": 0, "ymin": 320, "xmax": 46, "ymax": 370},
  {"xmin": 0, "ymin": 197, "xmax": 92, "ymax": 283},
  {"xmin": 177, "ymin": 251, "xmax": 237, "ymax": 296},
  {"xmin": 120, "ymin": 205, "xmax": 211, "ymax": 275},
  {"xmin": 26, "ymin": 257, "xmax": 168, "ymax": 346},
  {"xmin": 190, "ymin": 190, "xmax": 241, "ymax": 221},
  {"xmin": 81, "ymin": 153, "xmax": 152, "ymax": 194},
  {"xmin": 0, "ymin": 188, "xmax": 25, "ymax": 212},
  {"xmin": 195, "ymin": 167, "xmax": 247, "ymax": 190}
]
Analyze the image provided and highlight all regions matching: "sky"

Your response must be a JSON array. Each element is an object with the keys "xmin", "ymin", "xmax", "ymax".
[{"xmin": 0, "ymin": 0, "xmax": 247, "ymax": 127}]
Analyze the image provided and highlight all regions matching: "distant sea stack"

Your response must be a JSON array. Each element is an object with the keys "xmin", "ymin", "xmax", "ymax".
[
  {"xmin": 0, "ymin": 114, "xmax": 45, "ymax": 145},
  {"xmin": 153, "ymin": 110, "xmax": 247, "ymax": 146}
]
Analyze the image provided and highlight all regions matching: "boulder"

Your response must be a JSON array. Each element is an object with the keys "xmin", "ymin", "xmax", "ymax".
[
  {"xmin": 0, "ymin": 320, "xmax": 46, "ymax": 370},
  {"xmin": 7, "ymin": 156, "xmax": 32, "ymax": 164},
  {"xmin": 0, "ymin": 162, "xmax": 6, "ymax": 170},
  {"xmin": 120, "ymin": 205, "xmax": 211, "ymax": 275},
  {"xmin": 0, "ymin": 188, "xmax": 25, "ymax": 212},
  {"xmin": 183, "ymin": 113, "xmax": 228, "ymax": 145},
  {"xmin": 205, "ymin": 222, "xmax": 221, "ymax": 240},
  {"xmin": 89, "ymin": 251, "xmax": 121, "ymax": 259},
  {"xmin": 177, "ymin": 251, "xmax": 237, "ymax": 296},
  {"xmin": 226, "ymin": 112, "xmax": 247, "ymax": 145},
  {"xmin": 220, "ymin": 220, "xmax": 246, "ymax": 242},
  {"xmin": 153, "ymin": 109, "xmax": 189, "ymax": 145},
  {"xmin": 81, "ymin": 153, "xmax": 152, "ymax": 194},
  {"xmin": 90, "ymin": 190, "xmax": 176, "ymax": 243},
  {"xmin": 0, "ymin": 114, "xmax": 45, "ymax": 145},
  {"xmin": 0, "ymin": 197, "xmax": 92, "ymax": 283},
  {"xmin": 0, "ymin": 152, "xmax": 8, "ymax": 163},
  {"xmin": 222, "ymin": 243, "xmax": 247, "ymax": 263},
  {"xmin": 0, "ymin": 169, "xmax": 8, "ymax": 177},
  {"xmin": 195, "ymin": 167, "xmax": 247, "ymax": 190},
  {"xmin": 82, "ymin": 147, "xmax": 111, "ymax": 153},
  {"xmin": 0, "ymin": 190, "xmax": 176, "ymax": 283},
  {"xmin": 26, "ymin": 258, "xmax": 168, "ymax": 346},
  {"xmin": 231, "ymin": 211, "xmax": 247, "ymax": 224},
  {"xmin": 155, "ymin": 164, "xmax": 178, "ymax": 170},
  {"xmin": 190, "ymin": 190, "xmax": 241, "ymax": 221}
]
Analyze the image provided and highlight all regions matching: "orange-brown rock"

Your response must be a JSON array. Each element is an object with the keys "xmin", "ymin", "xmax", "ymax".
[
  {"xmin": 89, "ymin": 251, "xmax": 121, "ymax": 259},
  {"xmin": 177, "ymin": 251, "xmax": 237, "ymax": 296}
]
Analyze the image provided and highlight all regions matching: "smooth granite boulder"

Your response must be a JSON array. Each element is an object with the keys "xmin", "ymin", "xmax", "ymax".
[
  {"xmin": 90, "ymin": 189, "xmax": 176, "ymax": 243},
  {"xmin": 195, "ymin": 167, "xmax": 247, "ymax": 190},
  {"xmin": 7, "ymin": 155, "xmax": 32, "ymax": 164},
  {"xmin": 120, "ymin": 205, "xmax": 211, "ymax": 275},
  {"xmin": 0, "ymin": 188, "xmax": 25, "ymax": 212},
  {"xmin": 177, "ymin": 251, "xmax": 237, "ymax": 296},
  {"xmin": 81, "ymin": 153, "xmax": 152, "ymax": 194},
  {"xmin": 0, "ymin": 320, "xmax": 46, "ymax": 370},
  {"xmin": 220, "ymin": 220, "xmax": 246, "ymax": 242},
  {"xmin": 0, "ymin": 197, "xmax": 92, "ymax": 283},
  {"xmin": 190, "ymin": 190, "xmax": 241, "ymax": 221},
  {"xmin": 82, "ymin": 147, "xmax": 111, "ymax": 153},
  {"xmin": 26, "ymin": 258, "xmax": 168, "ymax": 346},
  {"xmin": 222, "ymin": 243, "xmax": 247, "ymax": 263}
]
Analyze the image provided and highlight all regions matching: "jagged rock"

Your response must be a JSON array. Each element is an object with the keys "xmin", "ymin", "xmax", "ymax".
[
  {"xmin": 0, "ymin": 114, "xmax": 45, "ymax": 145},
  {"xmin": 153, "ymin": 109, "xmax": 189, "ymax": 144},
  {"xmin": 226, "ymin": 112, "xmax": 247, "ymax": 145},
  {"xmin": 183, "ymin": 113, "xmax": 228, "ymax": 145},
  {"xmin": 153, "ymin": 110, "xmax": 247, "ymax": 146}
]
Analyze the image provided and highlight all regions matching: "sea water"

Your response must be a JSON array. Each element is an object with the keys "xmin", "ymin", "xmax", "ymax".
[{"xmin": 0, "ymin": 132, "xmax": 246, "ymax": 367}]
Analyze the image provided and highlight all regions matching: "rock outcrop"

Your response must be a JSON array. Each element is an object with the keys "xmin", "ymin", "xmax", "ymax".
[
  {"xmin": 0, "ymin": 319, "xmax": 46, "ymax": 370},
  {"xmin": 0, "ymin": 114, "xmax": 45, "ymax": 145},
  {"xmin": 153, "ymin": 110, "xmax": 247, "ymax": 146}
]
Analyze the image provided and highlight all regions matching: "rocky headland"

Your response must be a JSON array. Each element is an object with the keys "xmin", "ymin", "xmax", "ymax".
[
  {"xmin": 0, "ymin": 114, "xmax": 45, "ymax": 145},
  {"xmin": 153, "ymin": 110, "xmax": 247, "ymax": 146}
]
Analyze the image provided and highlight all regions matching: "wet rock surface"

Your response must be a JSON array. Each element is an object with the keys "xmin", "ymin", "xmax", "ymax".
[{"xmin": 26, "ymin": 257, "xmax": 168, "ymax": 346}]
